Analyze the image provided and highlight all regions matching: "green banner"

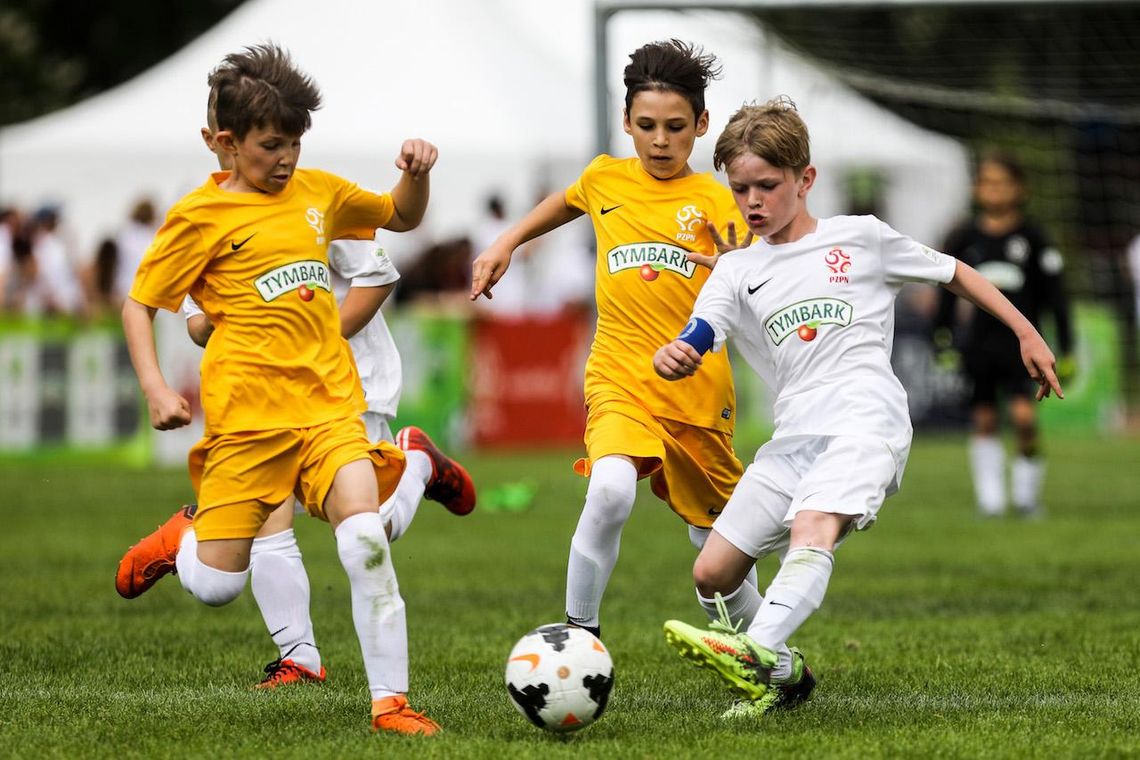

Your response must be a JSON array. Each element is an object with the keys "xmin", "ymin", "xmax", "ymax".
[
  {"xmin": 387, "ymin": 309, "xmax": 470, "ymax": 450},
  {"xmin": 1039, "ymin": 303, "xmax": 1124, "ymax": 432},
  {"xmin": 0, "ymin": 316, "xmax": 150, "ymax": 463}
]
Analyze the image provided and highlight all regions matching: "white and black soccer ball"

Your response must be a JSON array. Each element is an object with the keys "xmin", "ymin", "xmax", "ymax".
[{"xmin": 504, "ymin": 623, "xmax": 615, "ymax": 733}]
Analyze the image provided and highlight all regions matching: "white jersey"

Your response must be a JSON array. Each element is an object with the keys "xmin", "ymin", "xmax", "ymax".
[
  {"xmin": 692, "ymin": 215, "xmax": 957, "ymax": 479},
  {"xmin": 182, "ymin": 239, "xmax": 402, "ymax": 417}
]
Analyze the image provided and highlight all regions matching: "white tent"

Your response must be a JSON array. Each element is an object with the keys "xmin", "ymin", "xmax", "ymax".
[{"xmin": 0, "ymin": 0, "xmax": 967, "ymax": 262}]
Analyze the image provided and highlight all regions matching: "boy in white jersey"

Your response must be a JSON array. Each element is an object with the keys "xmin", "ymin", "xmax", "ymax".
[{"xmin": 655, "ymin": 98, "xmax": 1063, "ymax": 717}]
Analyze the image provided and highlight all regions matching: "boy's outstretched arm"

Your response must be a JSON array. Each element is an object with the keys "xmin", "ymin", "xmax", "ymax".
[
  {"xmin": 944, "ymin": 260, "xmax": 1064, "ymax": 401},
  {"xmin": 385, "ymin": 139, "xmax": 438, "ymax": 232},
  {"xmin": 470, "ymin": 192, "xmax": 583, "ymax": 301},
  {"xmin": 122, "ymin": 297, "xmax": 192, "ymax": 429}
]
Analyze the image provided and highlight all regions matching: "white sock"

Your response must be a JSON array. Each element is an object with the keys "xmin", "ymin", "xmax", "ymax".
[
  {"xmin": 747, "ymin": 547, "xmax": 834, "ymax": 653},
  {"xmin": 565, "ymin": 457, "xmax": 638, "ymax": 627},
  {"xmin": 380, "ymin": 449, "xmax": 431, "ymax": 543},
  {"xmin": 336, "ymin": 512, "xmax": 408, "ymax": 699},
  {"xmin": 969, "ymin": 436, "xmax": 1006, "ymax": 516},
  {"xmin": 174, "ymin": 528, "xmax": 248, "ymax": 607},
  {"xmin": 695, "ymin": 583, "xmax": 764, "ymax": 632},
  {"xmin": 688, "ymin": 525, "xmax": 760, "ymax": 595},
  {"xmin": 250, "ymin": 529, "xmax": 320, "ymax": 672},
  {"xmin": 1011, "ymin": 455, "xmax": 1044, "ymax": 514}
]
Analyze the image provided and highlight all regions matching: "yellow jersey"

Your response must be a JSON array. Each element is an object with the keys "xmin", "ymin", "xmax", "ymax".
[
  {"xmin": 130, "ymin": 168, "xmax": 394, "ymax": 435},
  {"xmin": 565, "ymin": 155, "xmax": 741, "ymax": 433}
]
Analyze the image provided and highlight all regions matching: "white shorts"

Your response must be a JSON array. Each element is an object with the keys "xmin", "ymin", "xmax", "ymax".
[
  {"xmin": 712, "ymin": 436, "xmax": 900, "ymax": 560},
  {"xmin": 363, "ymin": 411, "xmax": 395, "ymax": 445}
]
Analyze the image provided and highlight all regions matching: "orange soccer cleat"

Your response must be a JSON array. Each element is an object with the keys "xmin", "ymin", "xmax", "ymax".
[
  {"xmin": 371, "ymin": 695, "xmax": 441, "ymax": 736},
  {"xmin": 115, "ymin": 504, "xmax": 195, "ymax": 599},
  {"xmin": 255, "ymin": 657, "xmax": 327, "ymax": 689},
  {"xmin": 395, "ymin": 426, "xmax": 476, "ymax": 516}
]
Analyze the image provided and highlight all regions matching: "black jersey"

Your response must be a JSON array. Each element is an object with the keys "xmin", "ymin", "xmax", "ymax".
[{"xmin": 936, "ymin": 218, "xmax": 1073, "ymax": 357}]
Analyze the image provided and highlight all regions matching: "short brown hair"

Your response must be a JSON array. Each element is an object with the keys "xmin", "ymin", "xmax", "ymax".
[
  {"xmin": 207, "ymin": 43, "xmax": 321, "ymax": 139},
  {"xmin": 624, "ymin": 40, "xmax": 721, "ymax": 123},
  {"xmin": 713, "ymin": 96, "xmax": 810, "ymax": 174}
]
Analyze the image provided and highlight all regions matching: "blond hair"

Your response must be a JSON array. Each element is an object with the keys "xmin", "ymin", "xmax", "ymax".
[{"xmin": 713, "ymin": 96, "xmax": 810, "ymax": 174}]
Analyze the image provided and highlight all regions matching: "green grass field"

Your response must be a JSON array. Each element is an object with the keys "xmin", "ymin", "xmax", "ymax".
[{"xmin": 3, "ymin": 434, "xmax": 1139, "ymax": 759}]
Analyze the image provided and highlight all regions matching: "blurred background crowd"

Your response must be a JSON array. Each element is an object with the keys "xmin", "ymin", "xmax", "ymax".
[{"xmin": 3, "ymin": 0, "xmax": 1140, "ymax": 460}]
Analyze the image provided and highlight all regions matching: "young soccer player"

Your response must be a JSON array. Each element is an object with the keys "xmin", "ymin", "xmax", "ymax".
[
  {"xmin": 471, "ymin": 40, "xmax": 758, "ymax": 639},
  {"xmin": 935, "ymin": 151, "xmax": 1073, "ymax": 518},
  {"xmin": 654, "ymin": 98, "xmax": 1063, "ymax": 717},
  {"xmin": 152, "ymin": 95, "xmax": 475, "ymax": 691},
  {"xmin": 114, "ymin": 44, "xmax": 445, "ymax": 735}
]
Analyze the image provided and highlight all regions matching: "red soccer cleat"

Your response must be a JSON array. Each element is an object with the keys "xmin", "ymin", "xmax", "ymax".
[
  {"xmin": 115, "ymin": 504, "xmax": 195, "ymax": 599},
  {"xmin": 254, "ymin": 657, "xmax": 327, "ymax": 689},
  {"xmin": 395, "ymin": 426, "xmax": 476, "ymax": 516},
  {"xmin": 371, "ymin": 695, "xmax": 441, "ymax": 736}
]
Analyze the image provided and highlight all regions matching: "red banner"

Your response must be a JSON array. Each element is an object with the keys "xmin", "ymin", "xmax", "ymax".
[{"xmin": 470, "ymin": 312, "xmax": 591, "ymax": 447}]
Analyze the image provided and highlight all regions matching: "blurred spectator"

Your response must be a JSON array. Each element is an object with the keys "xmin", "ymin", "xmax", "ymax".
[
  {"xmin": 935, "ymin": 150, "xmax": 1073, "ymax": 519},
  {"xmin": 86, "ymin": 237, "xmax": 120, "ymax": 317},
  {"xmin": 1128, "ymin": 232, "xmax": 1140, "ymax": 327},
  {"xmin": 0, "ymin": 208, "xmax": 15, "ymax": 312},
  {"xmin": 470, "ymin": 194, "xmax": 532, "ymax": 316},
  {"xmin": 114, "ymin": 198, "xmax": 158, "ymax": 304},
  {"xmin": 24, "ymin": 206, "xmax": 85, "ymax": 317},
  {"xmin": 393, "ymin": 237, "xmax": 473, "ymax": 306},
  {"xmin": 6, "ymin": 228, "xmax": 36, "ymax": 313}
]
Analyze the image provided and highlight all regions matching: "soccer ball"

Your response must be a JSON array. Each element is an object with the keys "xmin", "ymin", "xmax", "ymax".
[{"xmin": 504, "ymin": 623, "xmax": 615, "ymax": 732}]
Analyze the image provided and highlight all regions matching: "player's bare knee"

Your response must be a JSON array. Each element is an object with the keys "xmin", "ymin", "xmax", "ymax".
[
  {"xmin": 692, "ymin": 554, "xmax": 737, "ymax": 596},
  {"xmin": 789, "ymin": 511, "xmax": 851, "ymax": 551}
]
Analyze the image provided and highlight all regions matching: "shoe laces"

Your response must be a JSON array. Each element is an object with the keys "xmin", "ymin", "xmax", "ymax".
[
  {"xmin": 710, "ymin": 591, "xmax": 743, "ymax": 636},
  {"xmin": 260, "ymin": 657, "xmax": 297, "ymax": 683},
  {"xmin": 260, "ymin": 643, "xmax": 316, "ymax": 683},
  {"xmin": 709, "ymin": 592, "xmax": 769, "ymax": 683}
]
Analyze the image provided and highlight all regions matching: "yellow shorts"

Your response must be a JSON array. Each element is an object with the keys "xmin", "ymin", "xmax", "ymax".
[
  {"xmin": 187, "ymin": 415, "xmax": 406, "ymax": 541},
  {"xmin": 575, "ymin": 395, "xmax": 742, "ymax": 528}
]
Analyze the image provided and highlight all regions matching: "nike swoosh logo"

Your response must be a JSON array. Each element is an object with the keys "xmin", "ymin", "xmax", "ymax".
[
  {"xmin": 707, "ymin": 507, "xmax": 723, "ymax": 516},
  {"xmin": 231, "ymin": 233, "xmax": 256, "ymax": 251},
  {"xmin": 600, "ymin": 205, "xmax": 623, "ymax": 216},
  {"xmin": 268, "ymin": 626, "xmax": 289, "ymax": 637},
  {"xmin": 768, "ymin": 600, "xmax": 793, "ymax": 609},
  {"xmin": 510, "ymin": 654, "xmax": 540, "ymax": 673},
  {"xmin": 747, "ymin": 278, "xmax": 772, "ymax": 295}
]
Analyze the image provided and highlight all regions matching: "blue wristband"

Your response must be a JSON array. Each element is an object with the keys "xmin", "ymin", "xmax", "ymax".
[{"xmin": 677, "ymin": 317, "xmax": 714, "ymax": 354}]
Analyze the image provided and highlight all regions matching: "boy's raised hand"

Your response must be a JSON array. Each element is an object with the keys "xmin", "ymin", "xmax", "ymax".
[
  {"xmin": 396, "ymin": 139, "xmax": 438, "ymax": 178},
  {"xmin": 687, "ymin": 221, "xmax": 755, "ymax": 270},
  {"xmin": 470, "ymin": 243, "xmax": 512, "ymax": 301},
  {"xmin": 653, "ymin": 340, "xmax": 703, "ymax": 380},
  {"xmin": 1019, "ymin": 332, "xmax": 1065, "ymax": 401}
]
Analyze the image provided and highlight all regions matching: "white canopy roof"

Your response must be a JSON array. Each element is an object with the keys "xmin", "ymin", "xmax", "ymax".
[{"xmin": 0, "ymin": 0, "xmax": 966, "ymax": 258}]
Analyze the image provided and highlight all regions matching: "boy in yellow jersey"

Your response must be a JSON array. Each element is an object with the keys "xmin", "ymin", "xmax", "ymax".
[
  {"xmin": 144, "ymin": 91, "xmax": 475, "ymax": 693},
  {"xmin": 472, "ymin": 40, "xmax": 759, "ymax": 639},
  {"xmin": 115, "ymin": 44, "xmax": 441, "ymax": 736}
]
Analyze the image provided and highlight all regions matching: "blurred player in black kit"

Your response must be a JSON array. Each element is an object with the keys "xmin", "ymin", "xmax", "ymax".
[{"xmin": 936, "ymin": 150, "xmax": 1073, "ymax": 518}]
